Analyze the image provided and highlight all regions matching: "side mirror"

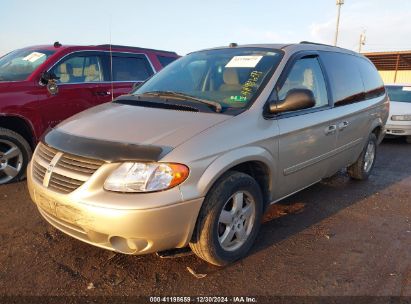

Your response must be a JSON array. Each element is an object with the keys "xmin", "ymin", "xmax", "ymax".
[
  {"xmin": 40, "ymin": 71, "xmax": 59, "ymax": 85},
  {"xmin": 268, "ymin": 88, "xmax": 316, "ymax": 114},
  {"xmin": 40, "ymin": 72, "xmax": 59, "ymax": 95}
]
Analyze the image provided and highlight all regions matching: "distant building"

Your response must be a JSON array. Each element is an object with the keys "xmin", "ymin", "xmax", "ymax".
[{"xmin": 364, "ymin": 51, "xmax": 411, "ymax": 84}]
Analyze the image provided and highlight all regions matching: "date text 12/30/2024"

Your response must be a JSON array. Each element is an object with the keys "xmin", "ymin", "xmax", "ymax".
[{"xmin": 149, "ymin": 296, "xmax": 257, "ymax": 303}]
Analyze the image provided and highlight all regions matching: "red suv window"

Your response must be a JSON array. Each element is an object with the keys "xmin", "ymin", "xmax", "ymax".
[
  {"xmin": 111, "ymin": 56, "xmax": 153, "ymax": 81},
  {"xmin": 51, "ymin": 54, "xmax": 104, "ymax": 83}
]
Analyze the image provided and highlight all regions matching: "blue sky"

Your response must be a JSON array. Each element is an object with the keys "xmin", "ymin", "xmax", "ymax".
[{"xmin": 1, "ymin": 0, "xmax": 411, "ymax": 56}]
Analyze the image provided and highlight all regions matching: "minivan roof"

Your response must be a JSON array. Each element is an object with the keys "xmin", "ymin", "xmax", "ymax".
[{"xmin": 194, "ymin": 42, "xmax": 359, "ymax": 57}]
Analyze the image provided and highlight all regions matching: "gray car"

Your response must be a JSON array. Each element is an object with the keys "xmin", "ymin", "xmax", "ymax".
[{"xmin": 27, "ymin": 42, "xmax": 389, "ymax": 266}]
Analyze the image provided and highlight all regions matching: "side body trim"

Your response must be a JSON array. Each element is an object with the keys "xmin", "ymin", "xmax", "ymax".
[
  {"xmin": 269, "ymin": 180, "xmax": 321, "ymax": 205},
  {"xmin": 283, "ymin": 137, "xmax": 363, "ymax": 175}
]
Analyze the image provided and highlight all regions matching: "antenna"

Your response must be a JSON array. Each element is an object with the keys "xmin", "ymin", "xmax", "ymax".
[{"xmin": 109, "ymin": 16, "xmax": 114, "ymax": 101}]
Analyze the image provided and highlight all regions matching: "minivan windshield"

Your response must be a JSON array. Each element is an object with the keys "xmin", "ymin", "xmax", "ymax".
[
  {"xmin": 0, "ymin": 49, "xmax": 55, "ymax": 81},
  {"xmin": 386, "ymin": 85, "xmax": 411, "ymax": 103},
  {"xmin": 133, "ymin": 48, "xmax": 283, "ymax": 111}
]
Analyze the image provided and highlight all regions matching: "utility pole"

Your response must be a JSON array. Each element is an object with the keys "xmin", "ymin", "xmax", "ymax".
[
  {"xmin": 334, "ymin": 0, "xmax": 344, "ymax": 46},
  {"xmin": 358, "ymin": 31, "xmax": 366, "ymax": 53}
]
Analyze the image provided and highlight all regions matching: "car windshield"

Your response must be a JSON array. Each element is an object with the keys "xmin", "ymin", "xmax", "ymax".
[
  {"xmin": 133, "ymin": 48, "xmax": 283, "ymax": 111},
  {"xmin": 386, "ymin": 85, "xmax": 411, "ymax": 103},
  {"xmin": 0, "ymin": 48, "xmax": 55, "ymax": 81}
]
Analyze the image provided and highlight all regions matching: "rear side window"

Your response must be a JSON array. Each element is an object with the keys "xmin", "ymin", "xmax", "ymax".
[
  {"xmin": 157, "ymin": 55, "xmax": 177, "ymax": 67},
  {"xmin": 321, "ymin": 52, "xmax": 364, "ymax": 106},
  {"xmin": 112, "ymin": 56, "xmax": 154, "ymax": 81},
  {"xmin": 355, "ymin": 57, "xmax": 385, "ymax": 99}
]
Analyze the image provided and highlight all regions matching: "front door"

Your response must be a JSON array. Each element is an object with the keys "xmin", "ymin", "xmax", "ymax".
[
  {"xmin": 37, "ymin": 52, "xmax": 108, "ymax": 129},
  {"xmin": 273, "ymin": 54, "xmax": 338, "ymax": 199}
]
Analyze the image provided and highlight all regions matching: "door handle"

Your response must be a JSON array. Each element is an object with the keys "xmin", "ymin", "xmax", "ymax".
[
  {"xmin": 94, "ymin": 91, "xmax": 111, "ymax": 96},
  {"xmin": 338, "ymin": 121, "xmax": 349, "ymax": 131},
  {"xmin": 324, "ymin": 125, "xmax": 337, "ymax": 135}
]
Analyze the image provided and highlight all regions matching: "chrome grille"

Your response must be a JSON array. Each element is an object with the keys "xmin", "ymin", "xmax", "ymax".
[
  {"xmin": 36, "ymin": 142, "xmax": 58, "ymax": 163},
  {"xmin": 32, "ymin": 161, "xmax": 47, "ymax": 183},
  {"xmin": 32, "ymin": 143, "xmax": 104, "ymax": 194},
  {"xmin": 57, "ymin": 154, "xmax": 103, "ymax": 175},
  {"xmin": 48, "ymin": 171, "xmax": 85, "ymax": 193}
]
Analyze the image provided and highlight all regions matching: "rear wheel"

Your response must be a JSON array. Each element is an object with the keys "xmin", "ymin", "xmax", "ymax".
[
  {"xmin": 189, "ymin": 171, "xmax": 263, "ymax": 266},
  {"xmin": 347, "ymin": 133, "xmax": 377, "ymax": 180},
  {"xmin": 406, "ymin": 136, "xmax": 411, "ymax": 144},
  {"xmin": 0, "ymin": 128, "xmax": 32, "ymax": 184}
]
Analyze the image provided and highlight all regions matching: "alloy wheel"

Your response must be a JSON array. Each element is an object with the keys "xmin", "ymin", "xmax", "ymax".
[
  {"xmin": 217, "ymin": 191, "xmax": 256, "ymax": 252},
  {"xmin": 363, "ymin": 141, "xmax": 376, "ymax": 173},
  {"xmin": 0, "ymin": 139, "xmax": 23, "ymax": 184}
]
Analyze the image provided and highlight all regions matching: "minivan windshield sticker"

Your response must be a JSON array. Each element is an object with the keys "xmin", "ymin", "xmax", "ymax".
[
  {"xmin": 225, "ymin": 56, "xmax": 263, "ymax": 68},
  {"xmin": 22, "ymin": 52, "xmax": 46, "ymax": 63},
  {"xmin": 230, "ymin": 96, "xmax": 247, "ymax": 102},
  {"xmin": 402, "ymin": 87, "xmax": 411, "ymax": 91},
  {"xmin": 240, "ymin": 71, "xmax": 263, "ymax": 98}
]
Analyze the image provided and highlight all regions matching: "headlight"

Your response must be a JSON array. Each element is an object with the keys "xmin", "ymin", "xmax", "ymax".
[
  {"xmin": 392, "ymin": 114, "xmax": 411, "ymax": 121},
  {"xmin": 104, "ymin": 162, "xmax": 189, "ymax": 193}
]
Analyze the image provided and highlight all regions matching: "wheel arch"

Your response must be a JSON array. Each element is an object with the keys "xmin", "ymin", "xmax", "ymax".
[
  {"xmin": 197, "ymin": 146, "xmax": 275, "ymax": 208},
  {"xmin": 0, "ymin": 115, "xmax": 36, "ymax": 149},
  {"xmin": 369, "ymin": 118, "xmax": 384, "ymax": 144}
]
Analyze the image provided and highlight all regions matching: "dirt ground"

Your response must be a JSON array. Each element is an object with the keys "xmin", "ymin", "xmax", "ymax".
[{"xmin": 0, "ymin": 138, "xmax": 410, "ymax": 300}]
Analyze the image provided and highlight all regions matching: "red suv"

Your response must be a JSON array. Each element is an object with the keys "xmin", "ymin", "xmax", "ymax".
[{"xmin": 0, "ymin": 43, "xmax": 178, "ymax": 184}]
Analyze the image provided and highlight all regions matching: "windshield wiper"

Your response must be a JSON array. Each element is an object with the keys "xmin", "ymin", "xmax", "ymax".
[{"xmin": 141, "ymin": 91, "xmax": 222, "ymax": 113}]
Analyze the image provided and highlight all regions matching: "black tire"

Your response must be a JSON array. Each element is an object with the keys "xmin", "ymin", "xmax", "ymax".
[
  {"xmin": 406, "ymin": 136, "xmax": 411, "ymax": 144},
  {"xmin": 189, "ymin": 171, "xmax": 263, "ymax": 266},
  {"xmin": 347, "ymin": 133, "xmax": 377, "ymax": 180},
  {"xmin": 0, "ymin": 128, "xmax": 32, "ymax": 184}
]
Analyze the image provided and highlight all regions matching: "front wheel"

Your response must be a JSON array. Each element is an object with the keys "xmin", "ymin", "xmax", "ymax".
[
  {"xmin": 0, "ymin": 128, "xmax": 32, "ymax": 184},
  {"xmin": 189, "ymin": 171, "xmax": 263, "ymax": 266},
  {"xmin": 347, "ymin": 133, "xmax": 377, "ymax": 180}
]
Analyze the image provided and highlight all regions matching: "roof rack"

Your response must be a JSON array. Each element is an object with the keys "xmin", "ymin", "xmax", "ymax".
[
  {"xmin": 299, "ymin": 41, "xmax": 335, "ymax": 47},
  {"xmin": 97, "ymin": 44, "xmax": 177, "ymax": 55}
]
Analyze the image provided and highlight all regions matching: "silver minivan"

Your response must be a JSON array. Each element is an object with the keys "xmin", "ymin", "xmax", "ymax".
[{"xmin": 27, "ymin": 42, "xmax": 389, "ymax": 266}]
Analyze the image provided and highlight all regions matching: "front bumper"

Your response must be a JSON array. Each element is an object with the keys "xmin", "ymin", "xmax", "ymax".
[
  {"xmin": 385, "ymin": 123, "xmax": 411, "ymax": 136},
  {"xmin": 27, "ymin": 161, "xmax": 204, "ymax": 255}
]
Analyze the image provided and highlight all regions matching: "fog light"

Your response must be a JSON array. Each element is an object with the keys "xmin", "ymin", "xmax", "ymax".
[{"xmin": 109, "ymin": 236, "xmax": 149, "ymax": 254}]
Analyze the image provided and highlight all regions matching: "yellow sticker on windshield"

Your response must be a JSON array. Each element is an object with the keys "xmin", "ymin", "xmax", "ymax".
[
  {"xmin": 241, "ymin": 71, "xmax": 263, "ymax": 98},
  {"xmin": 225, "ymin": 56, "xmax": 263, "ymax": 68}
]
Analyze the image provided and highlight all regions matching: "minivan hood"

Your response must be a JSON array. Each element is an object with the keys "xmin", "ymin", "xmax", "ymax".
[{"xmin": 56, "ymin": 102, "xmax": 232, "ymax": 149}]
